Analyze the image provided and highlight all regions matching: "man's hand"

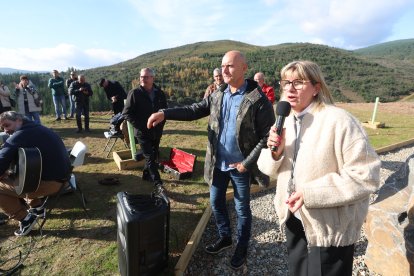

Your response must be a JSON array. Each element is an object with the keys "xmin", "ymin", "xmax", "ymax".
[
  {"xmin": 229, "ymin": 162, "xmax": 246, "ymax": 173},
  {"xmin": 147, "ymin": 112, "xmax": 165, "ymax": 129},
  {"xmin": 111, "ymin": 96, "xmax": 117, "ymax": 103}
]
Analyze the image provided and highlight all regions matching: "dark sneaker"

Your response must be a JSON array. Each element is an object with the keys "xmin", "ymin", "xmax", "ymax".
[
  {"xmin": 230, "ymin": 244, "xmax": 248, "ymax": 270},
  {"xmin": 85, "ymin": 128, "xmax": 91, "ymax": 132},
  {"xmin": 29, "ymin": 205, "xmax": 46, "ymax": 219},
  {"xmin": 55, "ymin": 117, "xmax": 61, "ymax": 121},
  {"xmin": 14, "ymin": 213, "xmax": 38, "ymax": 236},
  {"xmin": 205, "ymin": 236, "xmax": 232, "ymax": 255},
  {"xmin": 76, "ymin": 129, "xmax": 82, "ymax": 133}
]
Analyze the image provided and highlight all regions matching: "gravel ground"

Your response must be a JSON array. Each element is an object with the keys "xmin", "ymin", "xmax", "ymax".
[{"xmin": 185, "ymin": 145, "xmax": 414, "ymax": 276}]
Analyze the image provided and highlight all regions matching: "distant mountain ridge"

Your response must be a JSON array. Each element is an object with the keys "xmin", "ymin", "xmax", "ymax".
[
  {"xmin": 0, "ymin": 67, "xmax": 47, "ymax": 74},
  {"xmin": 354, "ymin": 38, "xmax": 414, "ymax": 60},
  {"xmin": 1, "ymin": 39, "xmax": 413, "ymax": 108}
]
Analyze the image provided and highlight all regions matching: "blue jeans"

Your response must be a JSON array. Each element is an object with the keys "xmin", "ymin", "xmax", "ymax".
[
  {"xmin": 52, "ymin": 95, "xmax": 67, "ymax": 118},
  {"xmin": 210, "ymin": 167, "xmax": 251, "ymax": 246},
  {"xmin": 69, "ymin": 95, "xmax": 75, "ymax": 117},
  {"xmin": 25, "ymin": 112, "xmax": 41, "ymax": 124}
]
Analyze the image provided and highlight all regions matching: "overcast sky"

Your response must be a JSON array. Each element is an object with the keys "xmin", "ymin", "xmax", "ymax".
[{"xmin": 1, "ymin": 0, "xmax": 413, "ymax": 71}]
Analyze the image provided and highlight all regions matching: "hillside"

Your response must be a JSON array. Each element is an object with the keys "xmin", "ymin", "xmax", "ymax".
[
  {"xmin": 1, "ymin": 40, "xmax": 414, "ymax": 114},
  {"xmin": 354, "ymin": 38, "xmax": 414, "ymax": 60},
  {"xmin": 84, "ymin": 40, "xmax": 414, "ymax": 103}
]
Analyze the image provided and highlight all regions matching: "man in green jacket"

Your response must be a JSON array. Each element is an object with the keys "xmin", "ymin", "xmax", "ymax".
[{"xmin": 48, "ymin": 70, "xmax": 67, "ymax": 121}]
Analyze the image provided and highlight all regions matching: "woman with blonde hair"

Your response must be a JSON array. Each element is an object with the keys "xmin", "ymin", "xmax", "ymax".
[{"xmin": 257, "ymin": 60, "xmax": 381, "ymax": 275}]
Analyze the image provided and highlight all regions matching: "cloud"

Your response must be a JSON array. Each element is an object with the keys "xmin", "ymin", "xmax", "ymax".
[
  {"xmin": 128, "ymin": 0, "xmax": 227, "ymax": 47},
  {"xmin": 285, "ymin": 0, "xmax": 414, "ymax": 48},
  {"xmin": 0, "ymin": 44, "xmax": 138, "ymax": 72}
]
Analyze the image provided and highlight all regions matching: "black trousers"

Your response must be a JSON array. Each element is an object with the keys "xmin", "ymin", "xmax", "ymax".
[
  {"xmin": 75, "ymin": 102, "xmax": 89, "ymax": 130},
  {"xmin": 137, "ymin": 136, "xmax": 162, "ymax": 185},
  {"xmin": 112, "ymin": 101, "xmax": 124, "ymax": 115},
  {"xmin": 285, "ymin": 215, "xmax": 354, "ymax": 276}
]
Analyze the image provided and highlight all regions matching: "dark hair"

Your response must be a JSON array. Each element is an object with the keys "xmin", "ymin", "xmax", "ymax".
[
  {"xmin": 0, "ymin": 111, "xmax": 25, "ymax": 122},
  {"xmin": 20, "ymin": 75, "xmax": 28, "ymax": 81}
]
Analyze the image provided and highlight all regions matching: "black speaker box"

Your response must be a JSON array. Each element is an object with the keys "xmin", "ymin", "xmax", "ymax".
[{"xmin": 117, "ymin": 191, "xmax": 170, "ymax": 276}]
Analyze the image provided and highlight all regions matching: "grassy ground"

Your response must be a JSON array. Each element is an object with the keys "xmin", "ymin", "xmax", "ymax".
[{"xmin": 0, "ymin": 102, "xmax": 413, "ymax": 275}]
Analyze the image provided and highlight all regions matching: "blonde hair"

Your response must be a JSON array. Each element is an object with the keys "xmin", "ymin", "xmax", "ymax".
[{"xmin": 280, "ymin": 60, "xmax": 335, "ymax": 110}]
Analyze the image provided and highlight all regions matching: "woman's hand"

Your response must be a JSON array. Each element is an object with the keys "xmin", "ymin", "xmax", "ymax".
[
  {"xmin": 286, "ymin": 190, "xmax": 304, "ymax": 213},
  {"xmin": 267, "ymin": 126, "xmax": 285, "ymax": 160}
]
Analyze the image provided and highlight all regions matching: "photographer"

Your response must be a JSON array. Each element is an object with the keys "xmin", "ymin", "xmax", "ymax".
[{"xmin": 13, "ymin": 75, "xmax": 42, "ymax": 124}]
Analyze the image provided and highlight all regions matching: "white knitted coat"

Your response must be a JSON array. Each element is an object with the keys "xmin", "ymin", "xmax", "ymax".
[{"xmin": 257, "ymin": 105, "xmax": 381, "ymax": 247}]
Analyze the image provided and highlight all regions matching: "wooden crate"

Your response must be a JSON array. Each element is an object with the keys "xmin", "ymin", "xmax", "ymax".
[{"xmin": 113, "ymin": 150, "xmax": 145, "ymax": 170}]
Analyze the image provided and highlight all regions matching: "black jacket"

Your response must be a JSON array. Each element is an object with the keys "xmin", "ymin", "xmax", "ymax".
[
  {"xmin": 104, "ymin": 81, "xmax": 127, "ymax": 102},
  {"xmin": 0, "ymin": 120, "xmax": 71, "ymax": 181},
  {"xmin": 122, "ymin": 84, "xmax": 168, "ymax": 139},
  {"xmin": 68, "ymin": 81, "xmax": 93, "ymax": 104}
]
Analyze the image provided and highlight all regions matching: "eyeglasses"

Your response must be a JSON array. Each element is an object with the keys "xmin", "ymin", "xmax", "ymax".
[{"xmin": 279, "ymin": 79, "xmax": 311, "ymax": 90}]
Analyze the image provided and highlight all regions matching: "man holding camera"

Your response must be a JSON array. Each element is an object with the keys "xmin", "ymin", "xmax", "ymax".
[{"xmin": 68, "ymin": 74, "xmax": 93, "ymax": 133}]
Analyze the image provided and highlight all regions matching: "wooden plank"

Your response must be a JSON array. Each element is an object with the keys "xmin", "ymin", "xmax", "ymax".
[
  {"xmin": 174, "ymin": 206, "xmax": 212, "ymax": 276},
  {"xmin": 375, "ymin": 138, "xmax": 414, "ymax": 154},
  {"xmin": 362, "ymin": 121, "xmax": 385, "ymax": 129},
  {"xmin": 174, "ymin": 182, "xmax": 276, "ymax": 276}
]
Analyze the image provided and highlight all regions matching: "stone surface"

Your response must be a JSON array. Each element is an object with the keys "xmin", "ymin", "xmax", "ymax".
[{"xmin": 365, "ymin": 157, "xmax": 414, "ymax": 276}]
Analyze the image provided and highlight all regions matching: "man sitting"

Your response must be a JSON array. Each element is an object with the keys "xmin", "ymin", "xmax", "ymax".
[{"xmin": 0, "ymin": 111, "xmax": 71, "ymax": 236}]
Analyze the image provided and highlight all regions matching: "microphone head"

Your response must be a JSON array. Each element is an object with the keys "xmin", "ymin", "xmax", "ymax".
[{"xmin": 276, "ymin": 101, "xmax": 291, "ymax": 116}]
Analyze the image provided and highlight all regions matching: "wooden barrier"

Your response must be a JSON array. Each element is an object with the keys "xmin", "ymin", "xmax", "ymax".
[
  {"xmin": 375, "ymin": 138, "xmax": 414, "ymax": 154},
  {"xmin": 174, "ymin": 182, "xmax": 276, "ymax": 275}
]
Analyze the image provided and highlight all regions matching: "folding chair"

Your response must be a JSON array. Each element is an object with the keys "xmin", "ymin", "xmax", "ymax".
[
  {"xmin": 102, "ymin": 131, "xmax": 128, "ymax": 158},
  {"xmin": 39, "ymin": 141, "xmax": 89, "ymax": 231}
]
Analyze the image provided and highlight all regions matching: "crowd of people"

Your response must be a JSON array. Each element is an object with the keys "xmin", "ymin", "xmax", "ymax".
[
  {"xmin": 0, "ymin": 71, "xmax": 127, "ymax": 133},
  {"xmin": 0, "ymin": 50, "xmax": 381, "ymax": 275}
]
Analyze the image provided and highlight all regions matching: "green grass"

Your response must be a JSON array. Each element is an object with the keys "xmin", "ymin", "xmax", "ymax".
[{"xmin": 0, "ymin": 102, "xmax": 413, "ymax": 275}]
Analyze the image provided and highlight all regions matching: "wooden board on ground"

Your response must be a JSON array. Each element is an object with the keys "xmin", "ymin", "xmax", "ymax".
[
  {"xmin": 113, "ymin": 149, "xmax": 145, "ymax": 170},
  {"xmin": 375, "ymin": 138, "xmax": 414, "ymax": 154},
  {"xmin": 362, "ymin": 121, "xmax": 385, "ymax": 129}
]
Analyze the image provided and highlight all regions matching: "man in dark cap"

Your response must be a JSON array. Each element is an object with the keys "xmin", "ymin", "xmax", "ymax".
[{"xmin": 99, "ymin": 78, "xmax": 127, "ymax": 114}]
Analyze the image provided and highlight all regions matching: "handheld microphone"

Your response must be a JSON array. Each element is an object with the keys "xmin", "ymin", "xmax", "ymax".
[{"xmin": 271, "ymin": 101, "xmax": 291, "ymax": 152}]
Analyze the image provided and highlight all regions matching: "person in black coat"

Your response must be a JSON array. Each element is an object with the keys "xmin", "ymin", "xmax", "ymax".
[
  {"xmin": 68, "ymin": 74, "xmax": 93, "ymax": 133},
  {"xmin": 122, "ymin": 68, "xmax": 167, "ymax": 186},
  {"xmin": 99, "ymin": 78, "xmax": 127, "ymax": 114}
]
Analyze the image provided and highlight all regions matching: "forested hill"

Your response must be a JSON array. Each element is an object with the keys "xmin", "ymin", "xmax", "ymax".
[
  {"xmin": 354, "ymin": 38, "xmax": 414, "ymax": 60},
  {"xmin": 1, "ymin": 39, "xmax": 413, "ymax": 115},
  {"xmin": 87, "ymin": 40, "xmax": 414, "ymax": 103}
]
